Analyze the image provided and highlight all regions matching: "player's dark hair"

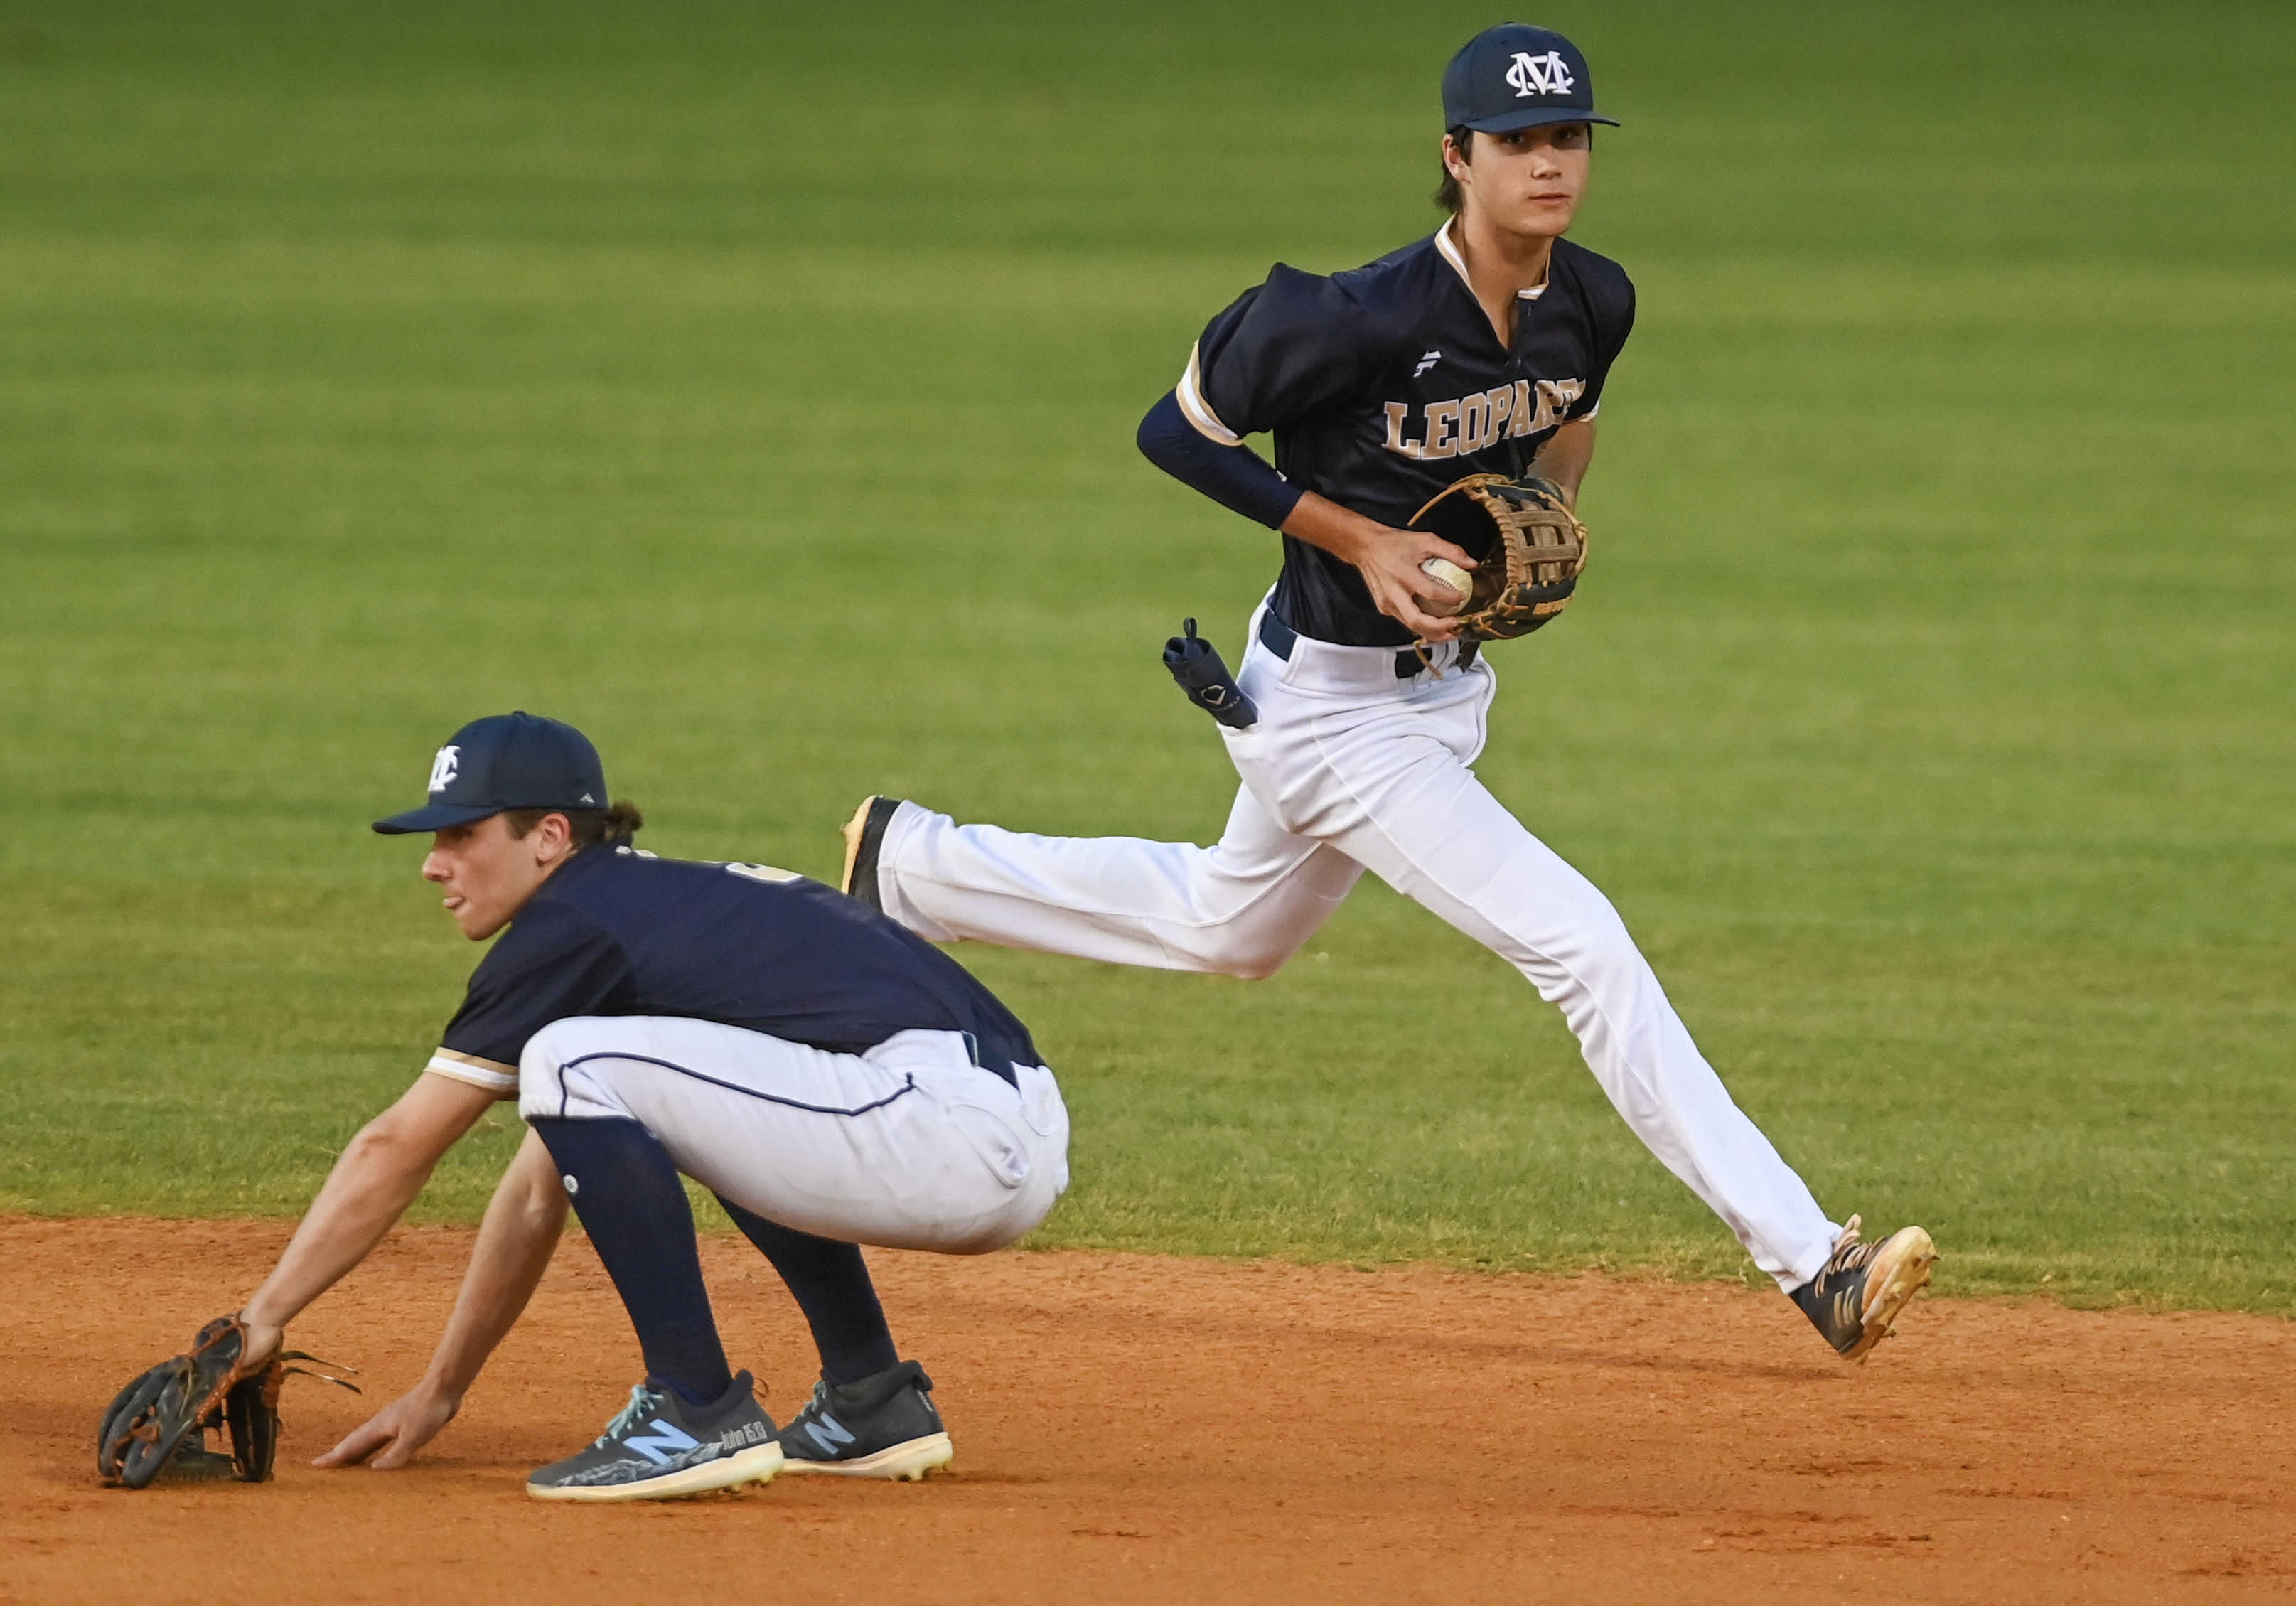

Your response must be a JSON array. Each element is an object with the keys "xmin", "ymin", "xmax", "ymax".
[
  {"xmin": 501, "ymin": 799, "xmax": 644, "ymax": 850},
  {"xmin": 1435, "ymin": 126, "xmax": 1473, "ymax": 214}
]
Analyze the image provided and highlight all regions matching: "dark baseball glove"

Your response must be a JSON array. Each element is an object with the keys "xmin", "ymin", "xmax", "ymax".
[
  {"xmin": 1407, "ymin": 472, "xmax": 1589, "ymax": 642},
  {"xmin": 97, "ymin": 1315, "xmax": 359, "ymax": 1489}
]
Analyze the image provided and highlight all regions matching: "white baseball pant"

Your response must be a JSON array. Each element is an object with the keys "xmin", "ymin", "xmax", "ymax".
[
  {"xmin": 518, "ymin": 1017, "xmax": 1071, "ymax": 1256},
  {"xmin": 871, "ymin": 605, "xmax": 1840, "ymax": 1290}
]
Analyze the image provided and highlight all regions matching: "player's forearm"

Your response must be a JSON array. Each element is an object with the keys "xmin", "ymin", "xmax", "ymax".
[
  {"xmin": 417, "ymin": 1128, "xmax": 568, "ymax": 1401},
  {"xmin": 1282, "ymin": 490, "xmax": 1477, "ymax": 642},
  {"xmin": 1280, "ymin": 489, "xmax": 1392, "ymax": 565},
  {"xmin": 242, "ymin": 1075, "xmax": 495, "ymax": 1329},
  {"xmin": 1137, "ymin": 390, "xmax": 1304, "ymax": 529},
  {"xmin": 1530, "ymin": 418, "xmax": 1597, "ymax": 504},
  {"xmin": 241, "ymin": 1131, "xmax": 446, "ymax": 1328}
]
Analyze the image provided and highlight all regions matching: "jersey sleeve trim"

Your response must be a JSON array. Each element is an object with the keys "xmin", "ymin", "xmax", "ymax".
[
  {"xmin": 1175, "ymin": 342, "xmax": 1243, "ymax": 446},
  {"xmin": 426, "ymin": 1048, "xmax": 520, "ymax": 1093}
]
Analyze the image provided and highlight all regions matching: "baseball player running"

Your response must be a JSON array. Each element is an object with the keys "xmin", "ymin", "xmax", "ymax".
[
  {"xmin": 839, "ymin": 24, "xmax": 1933, "ymax": 1359},
  {"xmin": 227, "ymin": 711, "xmax": 1068, "ymax": 1501}
]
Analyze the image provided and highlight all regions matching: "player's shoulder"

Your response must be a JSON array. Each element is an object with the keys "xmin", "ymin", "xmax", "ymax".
[
  {"xmin": 1331, "ymin": 232, "xmax": 1456, "ymax": 312},
  {"xmin": 1550, "ymin": 237, "xmax": 1635, "ymax": 313},
  {"xmin": 472, "ymin": 889, "xmax": 620, "ymax": 978},
  {"xmin": 1244, "ymin": 235, "xmax": 1446, "ymax": 346},
  {"xmin": 519, "ymin": 843, "xmax": 690, "ymax": 924},
  {"xmin": 563, "ymin": 842, "xmax": 851, "ymax": 917}
]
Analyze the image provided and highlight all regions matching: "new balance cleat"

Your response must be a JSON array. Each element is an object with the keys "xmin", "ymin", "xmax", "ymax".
[
  {"xmin": 778, "ymin": 1360, "xmax": 952, "ymax": 1481},
  {"xmin": 839, "ymin": 796, "xmax": 902, "ymax": 912},
  {"xmin": 527, "ymin": 1371, "xmax": 783, "ymax": 1503},
  {"xmin": 1790, "ymin": 1215, "xmax": 1938, "ymax": 1364}
]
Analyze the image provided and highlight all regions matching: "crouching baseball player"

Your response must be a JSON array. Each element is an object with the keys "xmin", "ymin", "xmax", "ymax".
[{"xmin": 225, "ymin": 711, "xmax": 1068, "ymax": 1501}]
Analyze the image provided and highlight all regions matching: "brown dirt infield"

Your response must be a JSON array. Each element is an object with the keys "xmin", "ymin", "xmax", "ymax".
[{"xmin": 11, "ymin": 1218, "xmax": 2294, "ymax": 1604}]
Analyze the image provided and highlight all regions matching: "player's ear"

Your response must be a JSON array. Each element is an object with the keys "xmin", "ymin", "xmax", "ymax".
[{"xmin": 535, "ymin": 811, "xmax": 575, "ymax": 862}]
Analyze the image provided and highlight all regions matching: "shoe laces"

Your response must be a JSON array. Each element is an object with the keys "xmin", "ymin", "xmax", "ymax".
[
  {"xmin": 793, "ymin": 1380, "xmax": 832, "ymax": 1423},
  {"xmin": 596, "ymin": 1383, "xmax": 665, "ymax": 1447},
  {"xmin": 1815, "ymin": 1214, "xmax": 1879, "ymax": 1287}
]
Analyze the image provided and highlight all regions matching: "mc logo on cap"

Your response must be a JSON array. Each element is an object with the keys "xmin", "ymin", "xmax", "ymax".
[
  {"xmin": 1503, "ymin": 50, "xmax": 1574, "ymax": 99},
  {"xmin": 1442, "ymin": 23, "xmax": 1618, "ymax": 134}
]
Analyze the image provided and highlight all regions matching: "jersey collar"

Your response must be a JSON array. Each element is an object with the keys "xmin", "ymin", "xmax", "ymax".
[{"xmin": 1435, "ymin": 217, "xmax": 1551, "ymax": 305}]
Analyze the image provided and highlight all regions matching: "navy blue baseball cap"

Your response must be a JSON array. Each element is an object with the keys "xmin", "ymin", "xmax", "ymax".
[
  {"xmin": 372, "ymin": 712, "xmax": 608, "ymax": 835},
  {"xmin": 1442, "ymin": 23, "xmax": 1616, "ymax": 133}
]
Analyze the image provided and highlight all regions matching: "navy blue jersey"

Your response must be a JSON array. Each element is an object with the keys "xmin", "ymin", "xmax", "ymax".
[
  {"xmin": 1173, "ymin": 225, "xmax": 1634, "ymax": 647},
  {"xmin": 427, "ymin": 843, "xmax": 1040, "ymax": 1094}
]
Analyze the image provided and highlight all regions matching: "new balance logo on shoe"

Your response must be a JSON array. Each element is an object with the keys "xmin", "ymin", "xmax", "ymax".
[
  {"xmin": 623, "ymin": 1419, "xmax": 702, "ymax": 1466},
  {"xmin": 804, "ymin": 1413, "xmax": 856, "ymax": 1455}
]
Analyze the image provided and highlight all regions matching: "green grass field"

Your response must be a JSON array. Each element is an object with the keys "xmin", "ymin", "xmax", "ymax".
[{"xmin": 3, "ymin": 1, "xmax": 2290, "ymax": 1310}]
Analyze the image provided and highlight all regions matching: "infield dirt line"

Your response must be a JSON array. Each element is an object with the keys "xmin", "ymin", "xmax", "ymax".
[{"xmin": 11, "ymin": 1217, "xmax": 2292, "ymax": 1604}]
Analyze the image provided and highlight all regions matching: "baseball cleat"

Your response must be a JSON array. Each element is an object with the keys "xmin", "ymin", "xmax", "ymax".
[
  {"xmin": 839, "ymin": 795, "xmax": 902, "ymax": 912},
  {"xmin": 526, "ymin": 1371, "xmax": 783, "ymax": 1503},
  {"xmin": 1790, "ymin": 1215, "xmax": 1938, "ymax": 1364},
  {"xmin": 777, "ymin": 1360, "xmax": 953, "ymax": 1481}
]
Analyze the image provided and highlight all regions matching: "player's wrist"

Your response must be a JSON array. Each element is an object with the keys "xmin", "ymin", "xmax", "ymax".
[{"xmin": 238, "ymin": 1296, "xmax": 291, "ymax": 1332}]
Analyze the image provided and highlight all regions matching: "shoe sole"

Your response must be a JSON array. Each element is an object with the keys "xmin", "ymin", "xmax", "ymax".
[
  {"xmin": 525, "ymin": 1441, "xmax": 784, "ymax": 1504},
  {"xmin": 1842, "ymin": 1226, "xmax": 1938, "ymax": 1364},
  {"xmin": 839, "ymin": 796, "xmax": 881, "ymax": 901},
  {"xmin": 779, "ymin": 1431, "xmax": 952, "ymax": 1482}
]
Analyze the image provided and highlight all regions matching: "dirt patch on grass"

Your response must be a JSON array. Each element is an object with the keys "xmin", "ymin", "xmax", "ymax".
[{"xmin": 9, "ymin": 1216, "xmax": 2293, "ymax": 1604}]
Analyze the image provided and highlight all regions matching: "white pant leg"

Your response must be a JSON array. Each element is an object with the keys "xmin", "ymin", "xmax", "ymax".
[
  {"xmin": 880, "ymin": 781, "xmax": 1363, "ymax": 978},
  {"xmin": 1227, "ymin": 649, "xmax": 1838, "ymax": 1290},
  {"xmin": 518, "ymin": 1017, "xmax": 1069, "ymax": 1256}
]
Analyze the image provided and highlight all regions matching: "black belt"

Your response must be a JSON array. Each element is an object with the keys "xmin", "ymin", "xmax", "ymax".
[{"xmin": 1257, "ymin": 610, "xmax": 1477, "ymax": 678}]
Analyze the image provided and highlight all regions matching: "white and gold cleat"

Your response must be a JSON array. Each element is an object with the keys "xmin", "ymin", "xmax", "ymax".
[{"xmin": 1790, "ymin": 1216, "xmax": 1938, "ymax": 1364}]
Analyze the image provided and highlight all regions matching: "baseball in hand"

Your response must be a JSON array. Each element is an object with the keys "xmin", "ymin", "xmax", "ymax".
[{"xmin": 1419, "ymin": 556, "xmax": 1473, "ymax": 614}]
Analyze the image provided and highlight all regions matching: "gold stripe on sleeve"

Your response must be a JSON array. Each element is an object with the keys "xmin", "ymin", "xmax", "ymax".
[
  {"xmin": 425, "ymin": 1048, "xmax": 519, "ymax": 1093},
  {"xmin": 1176, "ymin": 343, "xmax": 1244, "ymax": 447}
]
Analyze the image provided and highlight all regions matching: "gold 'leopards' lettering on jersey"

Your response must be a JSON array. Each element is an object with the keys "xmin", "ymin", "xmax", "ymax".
[
  {"xmin": 1383, "ymin": 401, "xmax": 1412, "ymax": 455},
  {"xmin": 1422, "ymin": 399, "xmax": 1461, "ymax": 459},
  {"xmin": 1459, "ymin": 391, "xmax": 1491, "ymax": 455},
  {"xmin": 1528, "ymin": 378, "xmax": 1586, "ymax": 434},
  {"xmin": 1486, "ymin": 382, "xmax": 1516, "ymax": 441},
  {"xmin": 1382, "ymin": 378, "xmax": 1588, "ymax": 460}
]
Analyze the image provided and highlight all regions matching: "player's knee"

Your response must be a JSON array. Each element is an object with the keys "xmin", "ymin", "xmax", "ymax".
[{"xmin": 1189, "ymin": 920, "xmax": 1306, "ymax": 980}]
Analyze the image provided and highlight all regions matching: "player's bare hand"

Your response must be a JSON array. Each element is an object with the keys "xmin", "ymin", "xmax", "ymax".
[
  {"xmin": 315, "ymin": 1385, "xmax": 461, "ymax": 1471},
  {"xmin": 1356, "ymin": 528, "xmax": 1477, "ymax": 643},
  {"xmin": 1282, "ymin": 491, "xmax": 1478, "ymax": 641}
]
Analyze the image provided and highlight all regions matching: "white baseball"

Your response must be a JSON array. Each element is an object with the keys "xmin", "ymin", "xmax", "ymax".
[{"xmin": 1420, "ymin": 556, "xmax": 1473, "ymax": 612}]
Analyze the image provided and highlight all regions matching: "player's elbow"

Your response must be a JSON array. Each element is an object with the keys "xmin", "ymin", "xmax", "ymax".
[
  {"xmin": 348, "ymin": 1099, "xmax": 466, "ymax": 1177},
  {"xmin": 340, "ymin": 1118, "xmax": 433, "ymax": 1174},
  {"xmin": 1136, "ymin": 389, "xmax": 1191, "ymax": 471}
]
